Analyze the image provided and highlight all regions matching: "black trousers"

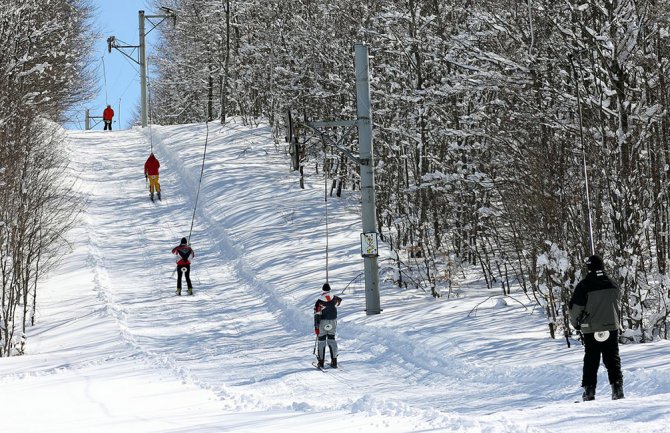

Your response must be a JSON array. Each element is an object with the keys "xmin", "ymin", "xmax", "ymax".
[
  {"xmin": 176, "ymin": 264, "xmax": 192, "ymax": 289},
  {"xmin": 104, "ymin": 120, "xmax": 112, "ymax": 130},
  {"xmin": 582, "ymin": 330, "xmax": 623, "ymax": 387}
]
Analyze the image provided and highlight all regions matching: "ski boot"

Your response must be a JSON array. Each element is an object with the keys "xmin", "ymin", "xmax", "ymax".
[
  {"xmin": 157, "ymin": 191, "xmax": 161, "ymax": 201},
  {"xmin": 317, "ymin": 358, "xmax": 325, "ymax": 368},
  {"xmin": 330, "ymin": 358, "xmax": 337, "ymax": 368},
  {"xmin": 187, "ymin": 287, "xmax": 193, "ymax": 296},
  {"xmin": 150, "ymin": 192, "xmax": 154, "ymax": 202},
  {"xmin": 582, "ymin": 385, "xmax": 596, "ymax": 401},
  {"xmin": 176, "ymin": 288, "xmax": 181, "ymax": 296},
  {"xmin": 611, "ymin": 381, "xmax": 624, "ymax": 400}
]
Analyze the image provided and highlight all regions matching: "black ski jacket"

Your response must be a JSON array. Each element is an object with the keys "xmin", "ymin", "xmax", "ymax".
[
  {"xmin": 313, "ymin": 292, "xmax": 342, "ymax": 327},
  {"xmin": 569, "ymin": 270, "xmax": 621, "ymax": 333}
]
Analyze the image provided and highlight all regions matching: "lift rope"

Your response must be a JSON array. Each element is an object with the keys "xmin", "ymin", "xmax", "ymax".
[
  {"xmin": 568, "ymin": 54, "xmax": 595, "ymax": 255},
  {"xmin": 322, "ymin": 135, "xmax": 330, "ymax": 283},
  {"xmin": 101, "ymin": 56, "xmax": 108, "ymax": 105},
  {"xmin": 187, "ymin": 120, "xmax": 210, "ymax": 243},
  {"xmin": 147, "ymin": 80, "xmax": 154, "ymax": 152}
]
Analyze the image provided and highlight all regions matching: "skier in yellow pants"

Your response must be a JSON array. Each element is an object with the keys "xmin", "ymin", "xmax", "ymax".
[{"xmin": 144, "ymin": 152, "xmax": 161, "ymax": 201}]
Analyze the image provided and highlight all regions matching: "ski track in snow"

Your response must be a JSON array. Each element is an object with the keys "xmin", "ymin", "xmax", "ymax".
[{"xmin": 5, "ymin": 122, "xmax": 670, "ymax": 433}]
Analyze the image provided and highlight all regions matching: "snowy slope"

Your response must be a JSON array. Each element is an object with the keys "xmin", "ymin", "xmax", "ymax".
[{"xmin": 1, "ymin": 121, "xmax": 670, "ymax": 433}]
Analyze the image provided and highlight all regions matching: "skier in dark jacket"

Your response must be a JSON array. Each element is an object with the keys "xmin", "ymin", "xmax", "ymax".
[
  {"xmin": 314, "ymin": 283, "xmax": 342, "ymax": 368},
  {"xmin": 569, "ymin": 254, "xmax": 624, "ymax": 401},
  {"xmin": 171, "ymin": 237, "xmax": 194, "ymax": 296}
]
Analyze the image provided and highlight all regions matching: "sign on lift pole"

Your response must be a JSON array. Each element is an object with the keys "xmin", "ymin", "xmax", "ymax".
[{"xmin": 292, "ymin": 43, "xmax": 381, "ymax": 315}]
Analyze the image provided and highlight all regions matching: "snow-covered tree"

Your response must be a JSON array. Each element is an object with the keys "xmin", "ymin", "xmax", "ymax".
[
  {"xmin": 149, "ymin": 0, "xmax": 670, "ymax": 341},
  {"xmin": 0, "ymin": 0, "xmax": 91, "ymax": 356}
]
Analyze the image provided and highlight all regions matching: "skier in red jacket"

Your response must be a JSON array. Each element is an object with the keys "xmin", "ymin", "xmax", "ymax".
[
  {"xmin": 144, "ymin": 152, "xmax": 161, "ymax": 201},
  {"xmin": 171, "ymin": 237, "xmax": 194, "ymax": 296},
  {"xmin": 103, "ymin": 105, "xmax": 114, "ymax": 130}
]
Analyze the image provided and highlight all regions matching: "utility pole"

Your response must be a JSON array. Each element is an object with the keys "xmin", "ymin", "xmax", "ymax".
[
  {"xmin": 354, "ymin": 43, "xmax": 381, "ymax": 315},
  {"xmin": 107, "ymin": 7, "xmax": 176, "ymax": 128},
  {"xmin": 291, "ymin": 43, "xmax": 381, "ymax": 315},
  {"xmin": 139, "ymin": 10, "xmax": 147, "ymax": 128}
]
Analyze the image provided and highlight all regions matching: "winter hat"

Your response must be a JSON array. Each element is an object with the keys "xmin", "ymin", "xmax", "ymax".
[
  {"xmin": 586, "ymin": 254, "xmax": 604, "ymax": 271},
  {"xmin": 322, "ymin": 283, "xmax": 331, "ymax": 292},
  {"xmin": 180, "ymin": 237, "xmax": 188, "ymax": 245}
]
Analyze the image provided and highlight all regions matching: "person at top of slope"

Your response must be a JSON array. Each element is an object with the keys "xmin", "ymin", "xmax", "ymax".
[
  {"xmin": 103, "ymin": 105, "xmax": 114, "ymax": 131},
  {"xmin": 569, "ymin": 254, "xmax": 624, "ymax": 401},
  {"xmin": 313, "ymin": 283, "xmax": 342, "ymax": 368},
  {"xmin": 144, "ymin": 152, "xmax": 161, "ymax": 201},
  {"xmin": 172, "ymin": 237, "xmax": 194, "ymax": 296}
]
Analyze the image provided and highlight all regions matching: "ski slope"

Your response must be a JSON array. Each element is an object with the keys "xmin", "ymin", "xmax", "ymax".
[{"xmin": 1, "ymin": 121, "xmax": 670, "ymax": 433}]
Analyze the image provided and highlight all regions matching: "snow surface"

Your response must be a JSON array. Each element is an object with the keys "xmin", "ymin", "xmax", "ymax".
[{"xmin": 2, "ymin": 120, "xmax": 670, "ymax": 432}]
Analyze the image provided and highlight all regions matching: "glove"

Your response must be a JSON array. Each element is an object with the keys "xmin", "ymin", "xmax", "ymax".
[{"xmin": 314, "ymin": 328, "xmax": 320, "ymax": 335}]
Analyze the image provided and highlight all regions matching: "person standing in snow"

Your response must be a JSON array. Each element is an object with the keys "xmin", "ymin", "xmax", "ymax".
[
  {"xmin": 172, "ymin": 237, "xmax": 194, "ymax": 296},
  {"xmin": 144, "ymin": 152, "xmax": 161, "ymax": 201},
  {"xmin": 103, "ymin": 105, "xmax": 114, "ymax": 131},
  {"xmin": 569, "ymin": 254, "xmax": 624, "ymax": 401},
  {"xmin": 314, "ymin": 283, "xmax": 342, "ymax": 368}
]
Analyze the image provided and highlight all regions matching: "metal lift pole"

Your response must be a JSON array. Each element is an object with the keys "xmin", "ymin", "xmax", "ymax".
[
  {"xmin": 354, "ymin": 43, "xmax": 381, "ymax": 315},
  {"xmin": 139, "ymin": 10, "xmax": 148, "ymax": 128}
]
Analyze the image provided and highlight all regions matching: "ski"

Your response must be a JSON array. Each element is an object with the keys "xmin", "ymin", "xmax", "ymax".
[
  {"xmin": 311, "ymin": 361, "xmax": 339, "ymax": 371},
  {"xmin": 311, "ymin": 361, "xmax": 327, "ymax": 372}
]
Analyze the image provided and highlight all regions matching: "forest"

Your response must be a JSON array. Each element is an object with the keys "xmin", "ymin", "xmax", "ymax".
[
  {"xmin": 149, "ymin": 0, "xmax": 670, "ymax": 343},
  {"xmin": 0, "ymin": 0, "xmax": 91, "ymax": 356}
]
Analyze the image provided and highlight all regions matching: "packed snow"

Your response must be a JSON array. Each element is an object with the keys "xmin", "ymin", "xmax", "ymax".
[{"xmin": 1, "ymin": 120, "xmax": 670, "ymax": 432}]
